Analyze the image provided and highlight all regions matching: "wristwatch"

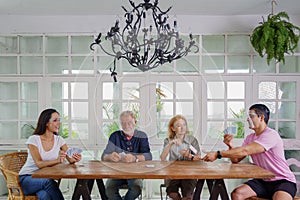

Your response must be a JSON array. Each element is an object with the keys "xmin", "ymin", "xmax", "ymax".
[
  {"xmin": 217, "ymin": 151, "xmax": 222, "ymax": 159},
  {"xmin": 135, "ymin": 155, "xmax": 139, "ymax": 162},
  {"xmin": 191, "ymin": 154, "xmax": 194, "ymax": 161}
]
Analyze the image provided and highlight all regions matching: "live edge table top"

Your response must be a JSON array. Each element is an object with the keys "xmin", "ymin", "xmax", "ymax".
[{"xmin": 32, "ymin": 160, "xmax": 274, "ymax": 180}]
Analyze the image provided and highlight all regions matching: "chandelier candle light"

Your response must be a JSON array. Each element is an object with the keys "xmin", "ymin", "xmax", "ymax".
[{"xmin": 90, "ymin": 0, "xmax": 199, "ymax": 82}]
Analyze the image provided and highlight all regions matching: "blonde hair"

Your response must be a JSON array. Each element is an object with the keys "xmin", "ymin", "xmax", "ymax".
[{"xmin": 167, "ymin": 115, "xmax": 189, "ymax": 139}]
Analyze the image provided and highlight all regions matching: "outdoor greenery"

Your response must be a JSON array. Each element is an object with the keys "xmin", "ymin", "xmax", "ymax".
[
  {"xmin": 250, "ymin": 11, "xmax": 300, "ymax": 65},
  {"xmin": 230, "ymin": 108, "xmax": 245, "ymax": 138}
]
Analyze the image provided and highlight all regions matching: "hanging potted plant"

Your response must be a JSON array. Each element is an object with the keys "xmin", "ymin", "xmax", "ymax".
[{"xmin": 250, "ymin": 2, "xmax": 300, "ymax": 65}]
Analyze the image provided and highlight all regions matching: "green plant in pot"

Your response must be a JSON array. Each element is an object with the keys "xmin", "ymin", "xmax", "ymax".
[{"xmin": 250, "ymin": 11, "xmax": 300, "ymax": 65}]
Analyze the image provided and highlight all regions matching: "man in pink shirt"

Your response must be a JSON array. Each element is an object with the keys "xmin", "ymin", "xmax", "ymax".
[{"xmin": 203, "ymin": 104, "xmax": 297, "ymax": 200}]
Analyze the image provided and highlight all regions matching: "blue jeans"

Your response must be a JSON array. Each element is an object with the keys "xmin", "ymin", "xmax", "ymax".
[
  {"xmin": 105, "ymin": 178, "xmax": 143, "ymax": 200},
  {"xmin": 19, "ymin": 175, "xmax": 64, "ymax": 200}
]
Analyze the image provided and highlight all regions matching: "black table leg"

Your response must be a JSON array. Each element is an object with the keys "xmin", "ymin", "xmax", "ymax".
[
  {"xmin": 96, "ymin": 179, "xmax": 108, "ymax": 200},
  {"xmin": 193, "ymin": 179, "xmax": 205, "ymax": 200},
  {"xmin": 72, "ymin": 179, "xmax": 91, "ymax": 200},
  {"xmin": 209, "ymin": 179, "xmax": 229, "ymax": 200}
]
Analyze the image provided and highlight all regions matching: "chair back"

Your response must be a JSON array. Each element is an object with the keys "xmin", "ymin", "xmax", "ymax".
[{"xmin": 0, "ymin": 151, "xmax": 37, "ymax": 200}]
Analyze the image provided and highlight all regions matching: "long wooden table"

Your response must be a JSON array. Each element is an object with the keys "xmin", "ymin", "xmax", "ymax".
[{"xmin": 32, "ymin": 160, "xmax": 274, "ymax": 200}]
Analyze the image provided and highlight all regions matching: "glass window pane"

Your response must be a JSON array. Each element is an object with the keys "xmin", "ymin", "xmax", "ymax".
[
  {"xmin": 253, "ymin": 56, "xmax": 276, "ymax": 73},
  {"xmin": 122, "ymin": 83, "xmax": 139, "ymax": 100},
  {"xmin": 176, "ymin": 102, "xmax": 193, "ymax": 117},
  {"xmin": 21, "ymin": 102, "xmax": 38, "ymax": 120},
  {"xmin": 0, "ymin": 36, "xmax": 18, "ymax": 53},
  {"xmin": 227, "ymin": 56, "xmax": 250, "ymax": 73},
  {"xmin": 46, "ymin": 56, "xmax": 69, "ymax": 74},
  {"xmin": 0, "ymin": 82, "xmax": 18, "ymax": 100},
  {"xmin": 71, "ymin": 56, "xmax": 94, "ymax": 74},
  {"xmin": 96, "ymin": 56, "xmax": 114, "ymax": 73},
  {"xmin": 157, "ymin": 82, "xmax": 173, "ymax": 100},
  {"xmin": 20, "ymin": 36, "xmax": 43, "ymax": 53},
  {"xmin": 278, "ymin": 102, "xmax": 296, "ymax": 119},
  {"xmin": 279, "ymin": 82, "xmax": 296, "ymax": 100},
  {"xmin": 21, "ymin": 82, "xmax": 38, "ymax": 100},
  {"xmin": 207, "ymin": 82, "xmax": 224, "ymax": 99},
  {"xmin": 157, "ymin": 102, "xmax": 173, "ymax": 119},
  {"xmin": 227, "ymin": 35, "xmax": 251, "ymax": 53},
  {"xmin": 122, "ymin": 103, "xmax": 140, "ymax": 113},
  {"xmin": 102, "ymin": 122, "xmax": 118, "ymax": 139},
  {"xmin": 208, "ymin": 102, "xmax": 224, "ymax": 119},
  {"xmin": 21, "ymin": 122, "xmax": 36, "ymax": 139},
  {"xmin": 207, "ymin": 121, "xmax": 224, "ymax": 139},
  {"xmin": 176, "ymin": 82, "xmax": 193, "ymax": 99},
  {"xmin": 152, "ymin": 62, "xmax": 174, "ymax": 73},
  {"xmin": 71, "ymin": 82, "xmax": 88, "ymax": 99},
  {"xmin": 258, "ymin": 82, "xmax": 276, "ymax": 99},
  {"xmin": 279, "ymin": 56, "xmax": 300, "ymax": 73},
  {"xmin": 157, "ymin": 119, "xmax": 168, "ymax": 139},
  {"xmin": 227, "ymin": 82, "xmax": 245, "ymax": 99},
  {"xmin": 103, "ymin": 83, "xmax": 116, "ymax": 100},
  {"xmin": 0, "ymin": 57, "xmax": 17, "ymax": 74},
  {"xmin": 59, "ymin": 122, "xmax": 69, "ymax": 139},
  {"xmin": 71, "ymin": 102, "xmax": 88, "ymax": 120},
  {"xmin": 72, "ymin": 122, "xmax": 88, "ymax": 139},
  {"xmin": 52, "ymin": 102, "xmax": 68, "ymax": 119},
  {"xmin": 71, "ymin": 36, "xmax": 94, "ymax": 54},
  {"xmin": 102, "ymin": 102, "xmax": 117, "ymax": 119},
  {"xmin": 0, "ymin": 122, "xmax": 18, "ymax": 139},
  {"xmin": 52, "ymin": 82, "xmax": 68, "ymax": 100},
  {"xmin": 202, "ymin": 56, "xmax": 224, "ymax": 74},
  {"xmin": 20, "ymin": 56, "xmax": 43, "ymax": 74},
  {"xmin": 227, "ymin": 102, "xmax": 245, "ymax": 119},
  {"xmin": 279, "ymin": 121, "xmax": 295, "ymax": 139},
  {"xmin": 176, "ymin": 56, "xmax": 199, "ymax": 72},
  {"xmin": 202, "ymin": 35, "xmax": 224, "ymax": 53},
  {"xmin": 0, "ymin": 102, "xmax": 18, "ymax": 120},
  {"xmin": 45, "ymin": 36, "xmax": 68, "ymax": 54}
]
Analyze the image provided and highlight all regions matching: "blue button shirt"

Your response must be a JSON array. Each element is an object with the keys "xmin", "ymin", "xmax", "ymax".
[{"xmin": 101, "ymin": 130, "xmax": 152, "ymax": 160}]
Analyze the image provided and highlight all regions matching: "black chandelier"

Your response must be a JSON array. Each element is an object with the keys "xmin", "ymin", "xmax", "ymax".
[{"xmin": 90, "ymin": 0, "xmax": 199, "ymax": 81}]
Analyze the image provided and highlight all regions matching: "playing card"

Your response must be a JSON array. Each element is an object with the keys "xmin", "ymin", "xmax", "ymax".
[{"xmin": 66, "ymin": 148, "xmax": 83, "ymax": 157}]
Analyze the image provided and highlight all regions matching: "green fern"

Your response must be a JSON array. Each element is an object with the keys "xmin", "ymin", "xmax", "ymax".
[{"xmin": 250, "ymin": 11, "xmax": 300, "ymax": 65}]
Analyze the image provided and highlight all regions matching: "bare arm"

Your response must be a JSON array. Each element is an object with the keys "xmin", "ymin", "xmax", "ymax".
[
  {"xmin": 29, "ymin": 144, "xmax": 63, "ymax": 169},
  {"xmin": 203, "ymin": 142, "xmax": 265, "ymax": 163},
  {"xmin": 160, "ymin": 141, "xmax": 174, "ymax": 161}
]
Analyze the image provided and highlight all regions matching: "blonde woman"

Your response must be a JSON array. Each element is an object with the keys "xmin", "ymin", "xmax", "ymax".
[{"xmin": 160, "ymin": 115, "xmax": 201, "ymax": 200}]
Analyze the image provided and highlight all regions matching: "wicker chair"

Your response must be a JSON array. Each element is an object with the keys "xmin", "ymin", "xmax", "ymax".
[{"xmin": 0, "ymin": 151, "xmax": 38, "ymax": 200}]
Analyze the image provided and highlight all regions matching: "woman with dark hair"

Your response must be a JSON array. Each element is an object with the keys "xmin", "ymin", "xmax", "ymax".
[{"xmin": 19, "ymin": 108, "xmax": 82, "ymax": 200}]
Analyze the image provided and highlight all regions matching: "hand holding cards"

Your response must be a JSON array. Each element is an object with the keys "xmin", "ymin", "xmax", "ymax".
[
  {"xmin": 224, "ymin": 126, "xmax": 237, "ymax": 135},
  {"xmin": 66, "ymin": 147, "xmax": 83, "ymax": 157}
]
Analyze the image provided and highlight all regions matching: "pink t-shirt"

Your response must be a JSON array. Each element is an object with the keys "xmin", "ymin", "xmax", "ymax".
[{"xmin": 243, "ymin": 127, "xmax": 296, "ymax": 183}]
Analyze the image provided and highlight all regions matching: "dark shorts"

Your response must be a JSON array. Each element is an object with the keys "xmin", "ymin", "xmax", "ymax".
[{"xmin": 245, "ymin": 179, "xmax": 297, "ymax": 199}]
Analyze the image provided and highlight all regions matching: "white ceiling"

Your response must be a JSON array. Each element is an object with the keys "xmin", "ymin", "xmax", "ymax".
[{"xmin": 0, "ymin": 0, "xmax": 299, "ymax": 16}]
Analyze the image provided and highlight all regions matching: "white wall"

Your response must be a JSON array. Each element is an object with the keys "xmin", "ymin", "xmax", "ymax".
[{"xmin": 1, "ymin": 14, "xmax": 299, "ymax": 34}]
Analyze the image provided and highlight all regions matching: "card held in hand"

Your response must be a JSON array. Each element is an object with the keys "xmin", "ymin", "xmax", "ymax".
[{"xmin": 67, "ymin": 147, "xmax": 83, "ymax": 157}]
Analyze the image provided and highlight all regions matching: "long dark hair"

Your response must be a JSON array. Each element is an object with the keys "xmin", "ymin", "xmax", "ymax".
[{"xmin": 33, "ymin": 108, "xmax": 59, "ymax": 135}]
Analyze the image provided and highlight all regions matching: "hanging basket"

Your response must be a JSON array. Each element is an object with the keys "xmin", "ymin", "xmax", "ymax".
[{"xmin": 250, "ymin": 11, "xmax": 300, "ymax": 65}]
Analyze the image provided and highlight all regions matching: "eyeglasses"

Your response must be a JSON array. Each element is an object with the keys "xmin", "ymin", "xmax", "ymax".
[
  {"xmin": 126, "ymin": 141, "xmax": 133, "ymax": 152},
  {"xmin": 248, "ymin": 113, "xmax": 257, "ymax": 119}
]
